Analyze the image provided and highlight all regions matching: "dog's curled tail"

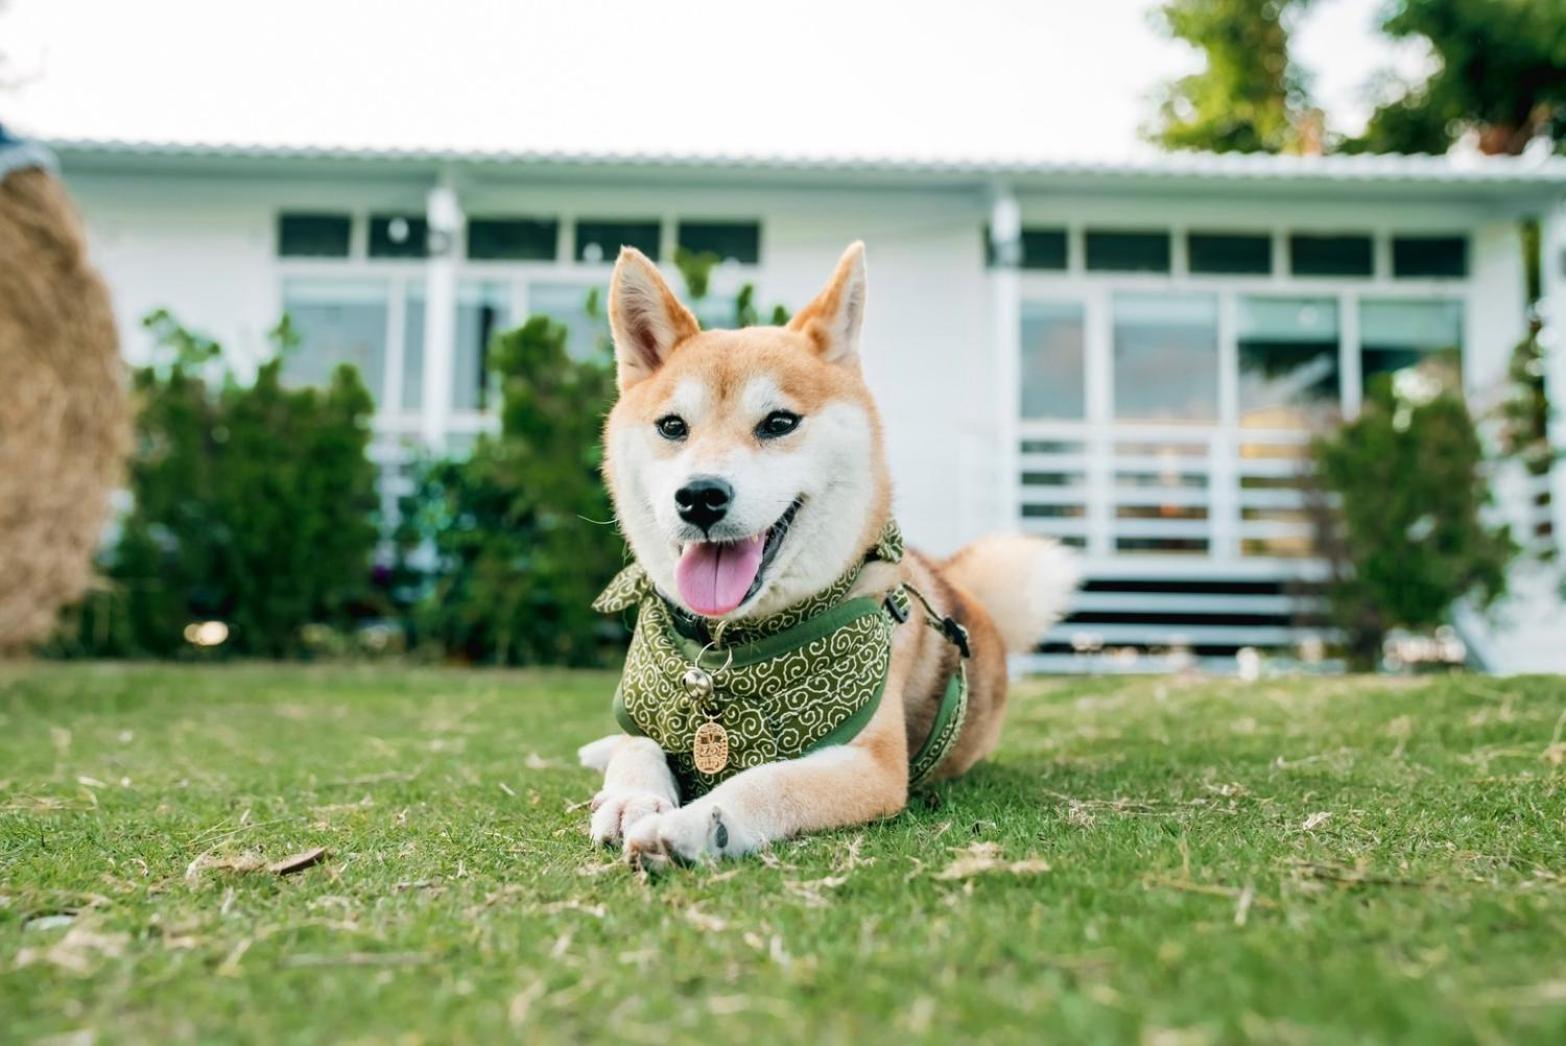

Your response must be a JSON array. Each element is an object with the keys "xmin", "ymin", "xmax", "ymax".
[{"xmin": 942, "ymin": 534, "xmax": 1080, "ymax": 655}]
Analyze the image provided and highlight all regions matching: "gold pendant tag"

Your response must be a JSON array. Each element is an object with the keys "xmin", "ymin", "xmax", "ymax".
[{"xmin": 692, "ymin": 720, "xmax": 730, "ymax": 775}]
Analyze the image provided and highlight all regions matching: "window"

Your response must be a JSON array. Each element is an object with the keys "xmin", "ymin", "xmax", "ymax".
[
  {"xmin": 278, "ymin": 213, "xmax": 351, "ymax": 258},
  {"xmin": 281, "ymin": 279, "xmax": 390, "ymax": 402},
  {"xmin": 467, "ymin": 217, "xmax": 558, "ymax": 261},
  {"xmin": 528, "ymin": 283, "xmax": 611, "ymax": 362},
  {"xmin": 1290, "ymin": 234, "xmax": 1372, "ymax": 277},
  {"xmin": 1086, "ymin": 230, "xmax": 1171, "ymax": 273},
  {"xmin": 1236, "ymin": 297, "xmax": 1340, "ymax": 428},
  {"xmin": 1360, "ymin": 300, "xmax": 1464, "ymax": 395},
  {"xmin": 369, "ymin": 214, "xmax": 428, "ymax": 259},
  {"xmin": 575, "ymin": 220, "xmax": 660, "ymax": 263},
  {"xmin": 404, "ymin": 283, "xmax": 515, "ymax": 410},
  {"xmin": 1392, "ymin": 236, "xmax": 1467, "ymax": 278},
  {"xmin": 1019, "ymin": 301, "xmax": 1085, "ymax": 419},
  {"xmin": 988, "ymin": 227, "xmax": 1070, "ymax": 270},
  {"xmin": 677, "ymin": 221, "xmax": 760, "ymax": 265},
  {"xmin": 1188, "ymin": 233, "xmax": 1271, "ymax": 275},
  {"xmin": 1112, "ymin": 293, "xmax": 1218, "ymax": 421}
]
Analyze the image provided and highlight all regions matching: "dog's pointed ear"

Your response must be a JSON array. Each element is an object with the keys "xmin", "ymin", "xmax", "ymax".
[
  {"xmin": 788, "ymin": 241, "xmax": 867, "ymax": 366},
  {"xmin": 608, "ymin": 247, "xmax": 701, "ymax": 390}
]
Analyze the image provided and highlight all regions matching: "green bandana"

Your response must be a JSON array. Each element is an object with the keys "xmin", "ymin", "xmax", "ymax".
[{"xmin": 594, "ymin": 522, "xmax": 969, "ymax": 799}]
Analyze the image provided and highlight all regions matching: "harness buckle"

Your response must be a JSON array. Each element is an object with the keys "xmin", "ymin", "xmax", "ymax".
[
  {"xmin": 942, "ymin": 617, "xmax": 972, "ymax": 659},
  {"xmin": 884, "ymin": 591, "xmax": 910, "ymax": 624}
]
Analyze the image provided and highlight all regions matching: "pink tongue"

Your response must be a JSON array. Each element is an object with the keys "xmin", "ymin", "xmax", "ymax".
[{"xmin": 675, "ymin": 533, "xmax": 767, "ymax": 616}]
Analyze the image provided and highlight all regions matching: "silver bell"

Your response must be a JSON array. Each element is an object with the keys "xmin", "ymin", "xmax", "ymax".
[{"xmin": 682, "ymin": 666, "xmax": 714, "ymax": 700}]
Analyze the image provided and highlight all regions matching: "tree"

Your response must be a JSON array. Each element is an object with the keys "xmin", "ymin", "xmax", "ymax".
[
  {"xmin": 1309, "ymin": 373, "xmax": 1516, "ymax": 668},
  {"xmin": 1344, "ymin": 0, "xmax": 1566, "ymax": 156},
  {"xmin": 1146, "ymin": 0, "xmax": 1320, "ymax": 154}
]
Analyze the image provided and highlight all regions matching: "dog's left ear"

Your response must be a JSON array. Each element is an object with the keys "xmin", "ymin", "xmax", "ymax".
[
  {"xmin": 608, "ymin": 247, "xmax": 702, "ymax": 390},
  {"xmin": 788, "ymin": 242, "xmax": 866, "ymax": 366}
]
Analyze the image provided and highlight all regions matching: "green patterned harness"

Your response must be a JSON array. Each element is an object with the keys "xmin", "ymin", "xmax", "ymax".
[{"xmin": 593, "ymin": 523, "xmax": 969, "ymax": 799}]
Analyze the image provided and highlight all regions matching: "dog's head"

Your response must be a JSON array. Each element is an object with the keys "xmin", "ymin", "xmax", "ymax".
[{"xmin": 602, "ymin": 242, "xmax": 890, "ymax": 621}]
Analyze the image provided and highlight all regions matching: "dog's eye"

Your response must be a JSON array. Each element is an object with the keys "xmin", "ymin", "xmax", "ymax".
[
  {"xmin": 756, "ymin": 410, "xmax": 801, "ymax": 440},
  {"xmin": 655, "ymin": 415, "xmax": 688, "ymax": 441}
]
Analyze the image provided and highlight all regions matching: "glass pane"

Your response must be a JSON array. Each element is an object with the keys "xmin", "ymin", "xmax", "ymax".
[
  {"xmin": 1112, "ymin": 293, "xmax": 1218, "ymax": 421},
  {"xmin": 1392, "ymin": 236, "xmax": 1467, "ymax": 278},
  {"xmin": 1237, "ymin": 297, "xmax": 1340, "ymax": 428},
  {"xmin": 1086, "ymin": 231, "xmax": 1170, "ymax": 273},
  {"xmin": 281, "ymin": 279, "xmax": 389, "ymax": 402},
  {"xmin": 677, "ymin": 221, "xmax": 760, "ymax": 264},
  {"xmin": 402, "ymin": 290, "xmax": 424, "ymax": 412},
  {"xmin": 467, "ymin": 217, "xmax": 558, "ymax": 261},
  {"xmin": 1360, "ymin": 300, "xmax": 1464, "ymax": 395},
  {"xmin": 984, "ymin": 226, "xmax": 1067, "ymax": 270},
  {"xmin": 452, "ymin": 283, "xmax": 511, "ymax": 411},
  {"xmin": 278, "ymin": 213, "xmax": 350, "ymax": 258},
  {"xmin": 575, "ymin": 220, "xmax": 660, "ymax": 263},
  {"xmin": 529, "ymin": 282, "xmax": 611, "ymax": 363},
  {"xmin": 369, "ymin": 214, "xmax": 428, "ymax": 258},
  {"xmin": 1019, "ymin": 301, "xmax": 1085, "ymax": 419},
  {"xmin": 1189, "ymin": 233, "xmax": 1271, "ymax": 275},
  {"xmin": 1290, "ymin": 234, "xmax": 1372, "ymax": 277}
]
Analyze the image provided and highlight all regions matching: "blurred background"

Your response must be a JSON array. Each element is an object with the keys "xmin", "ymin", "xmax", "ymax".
[{"xmin": 1, "ymin": 0, "xmax": 1562, "ymax": 675}]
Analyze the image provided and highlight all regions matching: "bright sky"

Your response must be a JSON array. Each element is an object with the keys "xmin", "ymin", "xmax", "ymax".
[{"xmin": 1, "ymin": 0, "xmax": 1426, "ymax": 161}]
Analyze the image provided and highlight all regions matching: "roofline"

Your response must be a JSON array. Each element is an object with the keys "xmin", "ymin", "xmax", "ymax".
[{"xmin": 42, "ymin": 137, "xmax": 1566, "ymax": 202}]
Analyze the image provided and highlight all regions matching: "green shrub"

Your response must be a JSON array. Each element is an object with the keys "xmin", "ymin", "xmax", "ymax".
[
  {"xmin": 1309, "ymin": 371, "xmax": 1516, "ymax": 669},
  {"xmin": 398, "ymin": 314, "xmax": 624, "ymax": 666},
  {"xmin": 55, "ymin": 310, "xmax": 380, "ymax": 658}
]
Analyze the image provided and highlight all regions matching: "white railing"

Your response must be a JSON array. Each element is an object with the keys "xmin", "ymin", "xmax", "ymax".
[{"xmin": 1017, "ymin": 420, "xmax": 1319, "ymax": 565}]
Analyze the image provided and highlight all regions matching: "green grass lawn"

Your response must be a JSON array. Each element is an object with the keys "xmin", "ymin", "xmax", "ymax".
[{"xmin": 1, "ymin": 664, "xmax": 1563, "ymax": 1044}]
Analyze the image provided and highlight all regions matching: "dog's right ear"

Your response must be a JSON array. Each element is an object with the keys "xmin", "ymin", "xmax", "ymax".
[{"xmin": 608, "ymin": 247, "xmax": 701, "ymax": 390}]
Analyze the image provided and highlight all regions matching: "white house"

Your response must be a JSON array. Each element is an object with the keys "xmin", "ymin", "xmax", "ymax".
[{"xmin": 48, "ymin": 139, "xmax": 1566, "ymax": 673}]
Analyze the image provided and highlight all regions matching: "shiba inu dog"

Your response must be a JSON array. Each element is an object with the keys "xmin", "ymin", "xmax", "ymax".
[{"xmin": 580, "ymin": 242, "xmax": 1077, "ymax": 865}]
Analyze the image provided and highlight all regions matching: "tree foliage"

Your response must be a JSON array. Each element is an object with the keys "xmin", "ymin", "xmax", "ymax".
[
  {"xmin": 1146, "ymin": 0, "xmax": 1320, "ymax": 153},
  {"xmin": 1309, "ymin": 374, "xmax": 1515, "ymax": 669},
  {"xmin": 1345, "ymin": 0, "xmax": 1566, "ymax": 156},
  {"xmin": 57, "ymin": 310, "xmax": 380, "ymax": 657}
]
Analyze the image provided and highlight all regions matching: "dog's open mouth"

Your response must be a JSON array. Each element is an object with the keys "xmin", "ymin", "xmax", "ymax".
[{"xmin": 674, "ymin": 499, "xmax": 802, "ymax": 617}]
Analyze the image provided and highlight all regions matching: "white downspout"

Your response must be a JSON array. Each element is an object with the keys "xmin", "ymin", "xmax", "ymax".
[
  {"xmin": 420, "ymin": 169, "xmax": 464, "ymax": 449},
  {"xmin": 989, "ymin": 183, "xmax": 1022, "ymax": 535},
  {"xmin": 1541, "ymin": 198, "xmax": 1566, "ymax": 552}
]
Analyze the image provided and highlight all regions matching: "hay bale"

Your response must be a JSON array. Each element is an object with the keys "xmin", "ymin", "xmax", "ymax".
[{"xmin": 0, "ymin": 159, "xmax": 129, "ymax": 652}]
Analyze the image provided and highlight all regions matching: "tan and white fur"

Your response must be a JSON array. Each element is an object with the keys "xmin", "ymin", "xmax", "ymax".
[{"xmin": 582, "ymin": 242, "xmax": 1077, "ymax": 865}]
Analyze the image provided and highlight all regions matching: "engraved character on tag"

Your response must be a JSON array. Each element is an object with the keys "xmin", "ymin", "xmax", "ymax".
[{"xmin": 692, "ymin": 720, "xmax": 729, "ymax": 775}]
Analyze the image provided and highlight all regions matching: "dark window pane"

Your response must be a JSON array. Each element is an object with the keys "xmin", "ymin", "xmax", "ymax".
[
  {"xmin": 576, "ymin": 219, "xmax": 660, "ymax": 263},
  {"xmin": 467, "ymin": 217, "xmax": 558, "ymax": 261},
  {"xmin": 369, "ymin": 214, "xmax": 428, "ymax": 258},
  {"xmin": 1189, "ymin": 232, "xmax": 1271, "ymax": 275},
  {"xmin": 1392, "ymin": 236, "xmax": 1467, "ymax": 278},
  {"xmin": 984, "ymin": 226, "xmax": 1068, "ymax": 269},
  {"xmin": 1021, "ymin": 229, "xmax": 1068, "ymax": 270},
  {"xmin": 1086, "ymin": 230, "xmax": 1170, "ymax": 273},
  {"xmin": 1237, "ymin": 297, "xmax": 1340, "ymax": 428},
  {"xmin": 278, "ymin": 213, "xmax": 351, "ymax": 258},
  {"xmin": 677, "ymin": 221, "xmax": 760, "ymax": 264},
  {"xmin": 1290, "ymin": 234, "xmax": 1372, "ymax": 277},
  {"xmin": 1019, "ymin": 301, "xmax": 1085, "ymax": 418}
]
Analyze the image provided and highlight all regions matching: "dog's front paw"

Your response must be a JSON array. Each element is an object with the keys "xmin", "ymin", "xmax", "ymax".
[
  {"xmin": 589, "ymin": 788, "xmax": 673, "ymax": 847},
  {"xmin": 622, "ymin": 801, "xmax": 762, "ymax": 867}
]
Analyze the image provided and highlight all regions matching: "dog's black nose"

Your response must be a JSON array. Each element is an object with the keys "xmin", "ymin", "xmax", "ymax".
[{"xmin": 675, "ymin": 476, "xmax": 733, "ymax": 532}]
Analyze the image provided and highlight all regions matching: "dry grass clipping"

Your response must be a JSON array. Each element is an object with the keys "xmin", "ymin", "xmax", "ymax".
[{"xmin": 0, "ymin": 167, "xmax": 128, "ymax": 651}]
